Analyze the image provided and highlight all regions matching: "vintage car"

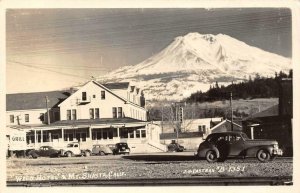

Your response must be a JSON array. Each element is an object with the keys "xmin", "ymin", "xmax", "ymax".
[
  {"xmin": 167, "ymin": 141, "xmax": 185, "ymax": 152},
  {"xmin": 112, "ymin": 142, "xmax": 130, "ymax": 155},
  {"xmin": 27, "ymin": 146, "xmax": 61, "ymax": 158},
  {"xmin": 195, "ymin": 131, "xmax": 283, "ymax": 163},
  {"xmin": 91, "ymin": 144, "xmax": 113, "ymax": 156},
  {"xmin": 60, "ymin": 142, "xmax": 91, "ymax": 157}
]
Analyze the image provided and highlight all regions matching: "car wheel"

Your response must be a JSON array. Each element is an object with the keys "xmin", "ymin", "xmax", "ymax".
[
  {"xmin": 99, "ymin": 151, "xmax": 105, "ymax": 156},
  {"xmin": 206, "ymin": 150, "xmax": 218, "ymax": 163},
  {"xmin": 85, "ymin": 151, "xmax": 91, "ymax": 157},
  {"xmin": 257, "ymin": 149, "xmax": 271, "ymax": 162},
  {"xmin": 66, "ymin": 151, "xmax": 72, "ymax": 157},
  {"xmin": 28, "ymin": 154, "xmax": 33, "ymax": 159}
]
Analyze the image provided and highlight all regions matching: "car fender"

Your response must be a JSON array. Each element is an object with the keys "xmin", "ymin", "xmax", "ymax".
[{"xmin": 245, "ymin": 146, "xmax": 273, "ymax": 157}]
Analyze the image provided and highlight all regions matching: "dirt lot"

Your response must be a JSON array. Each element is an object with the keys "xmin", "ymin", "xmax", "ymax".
[{"xmin": 6, "ymin": 152, "xmax": 292, "ymax": 182}]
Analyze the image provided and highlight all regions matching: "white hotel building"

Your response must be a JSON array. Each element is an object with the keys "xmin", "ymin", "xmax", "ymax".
[{"xmin": 6, "ymin": 81, "xmax": 166, "ymax": 153}]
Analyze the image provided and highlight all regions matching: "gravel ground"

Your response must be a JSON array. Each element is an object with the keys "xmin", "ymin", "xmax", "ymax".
[{"xmin": 6, "ymin": 152, "xmax": 293, "ymax": 182}]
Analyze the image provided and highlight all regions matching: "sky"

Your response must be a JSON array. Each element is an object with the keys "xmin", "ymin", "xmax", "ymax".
[{"xmin": 6, "ymin": 8, "xmax": 292, "ymax": 93}]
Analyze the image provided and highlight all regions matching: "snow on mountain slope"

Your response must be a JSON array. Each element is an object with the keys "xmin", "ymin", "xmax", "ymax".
[{"xmin": 98, "ymin": 33, "xmax": 291, "ymax": 101}]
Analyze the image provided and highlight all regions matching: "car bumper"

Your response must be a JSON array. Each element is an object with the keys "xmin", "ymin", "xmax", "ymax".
[{"xmin": 273, "ymin": 148, "xmax": 283, "ymax": 156}]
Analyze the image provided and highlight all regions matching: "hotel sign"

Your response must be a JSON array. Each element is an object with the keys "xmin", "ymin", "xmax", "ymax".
[{"xmin": 9, "ymin": 130, "xmax": 27, "ymax": 151}]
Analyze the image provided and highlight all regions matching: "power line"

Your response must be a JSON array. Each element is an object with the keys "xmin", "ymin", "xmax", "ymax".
[
  {"xmin": 7, "ymin": 60, "xmax": 90, "ymax": 80},
  {"xmin": 7, "ymin": 60, "xmax": 112, "ymax": 72}
]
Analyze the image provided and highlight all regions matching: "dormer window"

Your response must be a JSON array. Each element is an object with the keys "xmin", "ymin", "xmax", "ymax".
[{"xmin": 82, "ymin": 92, "xmax": 87, "ymax": 101}]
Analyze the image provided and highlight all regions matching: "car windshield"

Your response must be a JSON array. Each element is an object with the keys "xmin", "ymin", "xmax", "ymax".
[
  {"xmin": 67, "ymin": 144, "xmax": 74, "ymax": 147},
  {"xmin": 117, "ymin": 143, "xmax": 128, "ymax": 148}
]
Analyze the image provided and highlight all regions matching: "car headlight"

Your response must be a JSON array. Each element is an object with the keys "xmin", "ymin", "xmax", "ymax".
[{"xmin": 273, "ymin": 144, "xmax": 278, "ymax": 150}]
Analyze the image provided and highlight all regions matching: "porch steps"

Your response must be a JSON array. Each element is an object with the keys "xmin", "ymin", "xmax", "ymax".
[
  {"xmin": 147, "ymin": 141, "xmax": 167, "ymax": 152},
  {"xmin": 128, "ymin": 141, "xmax": 167, "ymax": 153}
]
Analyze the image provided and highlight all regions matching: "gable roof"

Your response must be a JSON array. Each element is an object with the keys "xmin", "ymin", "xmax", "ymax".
[
  {"xmin": 58, "ymin": 81, "xmax": 128, "ymax": 107},
  {"xmin": 101, "ymin": 82, "xmax": 130, "ymax": 90},
  {"xmin": 210, "ymin": 119, "xmax": 242, "ymax": 131},
  {"xmin": 244, "ymin": 104, "xmax": 279, "ymax": 121},
  {"xmin": 6, "ymin": 91, "xmax": 71, "ymax": 111}
]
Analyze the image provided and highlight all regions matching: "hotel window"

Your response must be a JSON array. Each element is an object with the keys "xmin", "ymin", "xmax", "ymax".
[
  {"xmin": 136, "ymin": 129, "xmax": 141, "ymax": 138},
  {"xmin": 25, "ymin": 114, "xmax": 29, "ymax": 122},
  {"xmin": 82, "ymin": 92, "xmax": 87, "ymax": 100},
  {"xmin": 198, "ymin": 125, "xmax": 206, "ymax": 133},
  {"xmin": 118, "ymin": 107, "xmax": 123, "ymax": 118},
  {"xmin": 112, "ymin": 107, "xmax": 117, "ymax": 118},
  {"xmin": 141, "ymin": 129, "xmax": 146, "ymax": 138},
  {"xmin": 89, "ymin": 108, "xmax": 94, "ymax": 119},
  {"xmin": 72, "ymin": 109, "xmax": 77, "ymax": 120},
  {"xmin": 101, "ymin": 91, "xmax": 105, "ymax": 99},
  {"xmin": 95, "ymin": 108, "xmax": 100, "ymax": 119},
  {"xmin": 67, "ymin": 110, "xmax": 71, "ymax": 120},
  {"xmin": 129, "ymin": 130, "xmax": 134, "ymax": 138},
  {"xmin": 64, "ymin": 133, "xmax": 74, "ymax": 141},
  {"xmin": 10, "ymin": 115, "xmax": 14, "ymax": 123}
]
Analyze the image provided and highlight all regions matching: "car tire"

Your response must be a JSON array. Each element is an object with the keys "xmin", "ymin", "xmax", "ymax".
[
  {"xmin": 206, "ymin": 150, "xmax": 218, "ymax": 163},
  {"xmin": 85, "ymin": 151, "xmax": 91, "ymax": 157},
  {"xmin": 257, "ymin": 149, "xmax": 271, "ymax": 162},
  {"xmin": 66, "ymin": 151, "xmax": 72, "ymax": 157},
  {"xmin": 99, "ymin": 151, "xmax": 105, "ymax": 156},
  {"xmin": 28, "ymin": 153, "xmax": 38, "ymax": 159}
]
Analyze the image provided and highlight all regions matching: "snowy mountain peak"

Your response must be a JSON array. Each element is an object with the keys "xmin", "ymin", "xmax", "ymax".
[{"xmin": 99, "ymin": 32, "xmax": 291, "ymax": 101}]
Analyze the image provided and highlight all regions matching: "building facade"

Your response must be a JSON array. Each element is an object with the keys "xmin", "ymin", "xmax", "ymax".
[{"xmin": 6, "ymin": 81, "xmax": 165, "ymax": 153}]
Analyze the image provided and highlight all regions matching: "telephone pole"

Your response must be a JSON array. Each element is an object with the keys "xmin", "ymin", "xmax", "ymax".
[
  {"xmin": 45, "ymin": 96, "xmax": 50, "ymax": 125},
  {"xmin": 230, "ymin": 92, "xmax": 233, "ymax": 131}
]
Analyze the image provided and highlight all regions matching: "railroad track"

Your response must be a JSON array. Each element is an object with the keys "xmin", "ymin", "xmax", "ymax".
[{"xmin": 7, "ymin": 176, "xmax": 293, "ymax": 186}]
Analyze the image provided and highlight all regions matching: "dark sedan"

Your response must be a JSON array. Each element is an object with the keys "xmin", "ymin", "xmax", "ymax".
[
  {"xmin": 195, "ymin": 131, "xmax": 283, "ymax": 163},
  {"xmin": 27, "ymin": 146, "xmax": 61, "ymax": 158},
  {"xmin": 112, "ymin": 143, "xmax": 130, "ymax": 155}
]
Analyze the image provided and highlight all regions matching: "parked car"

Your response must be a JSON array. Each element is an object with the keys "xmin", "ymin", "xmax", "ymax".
[
  {"xmin": 112, "ymin": 143, "xmax": 130, "ymax": 155},
  {"xmin": 195, "ymin": 131, "xmax": 283, "ymax": 163},
  {"xmin": 60, "ymin": 142, "xmax": 90, "ymax": 157},
  {"xmin": 167, "ymin": 141, "xmax": 185, "ymax": 152},
  {"xmin": 27, "ymin": 146, "xmax": 60, "ymax": 158},
  {"xmin": 91, "ymin": 144, "xmax": 113, "ymax": 156}
]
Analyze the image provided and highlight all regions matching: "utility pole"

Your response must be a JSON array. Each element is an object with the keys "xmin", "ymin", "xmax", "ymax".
[
  {"xmin": 45, "ymin": 96, "xmax": 50, "ymax": 125},
  {"xmin": 230, "ymin": 92, "xmax": 233, "ymax": 131}
]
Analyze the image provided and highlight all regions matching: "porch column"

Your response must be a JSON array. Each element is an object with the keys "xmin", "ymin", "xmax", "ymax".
[
  {"xmin": 34, "ymin": 130, "xmax": 37, "ymax": 148},
  {"xmin": 89, "ymin": 126, "xmax": 92, "ymax": 140},
  {"xmin": 250, "ymin": 127, "xmax": 254, "ymax": 139},
  {"xmin": 62, "ymin": 128, "xmax": 64, "ymax": 142},
  {"xmin": 117, "ymin": 127, "xmax": 120, "ymax": 137},
  {"xmin": 41, "ymin": 129, "xmax": 43, "ymax": 145}
]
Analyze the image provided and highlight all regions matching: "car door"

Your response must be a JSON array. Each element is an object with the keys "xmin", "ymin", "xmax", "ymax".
[
  {"xmin": 38, "ymin": 147, "xmax": 46, "ymax": 156},
  {"xmin": 227, "ymin": 134, "xmax": 245, "ymax": 156}
]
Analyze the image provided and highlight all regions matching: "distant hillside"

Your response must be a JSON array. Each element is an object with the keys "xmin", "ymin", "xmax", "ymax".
[{"xmin": 185, "ymin": 70, "xmax": 292, "ymax": 103}]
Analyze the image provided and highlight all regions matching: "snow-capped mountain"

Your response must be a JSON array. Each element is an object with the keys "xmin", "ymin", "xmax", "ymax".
[{"xmin": 98, "ymin": 33, "xmax": 291, "ymax": 101}]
